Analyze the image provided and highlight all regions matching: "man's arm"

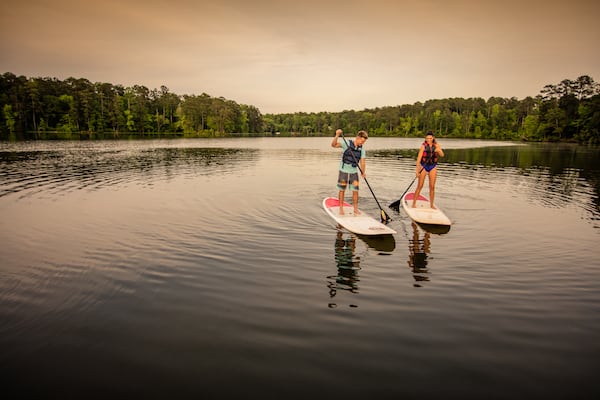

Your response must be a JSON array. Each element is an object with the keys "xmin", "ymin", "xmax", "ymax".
[{"xmin": 331, "ymin": 129, "xmax": 342, "ymax": 148}]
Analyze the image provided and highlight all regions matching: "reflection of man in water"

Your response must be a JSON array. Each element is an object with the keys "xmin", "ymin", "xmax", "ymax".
[
  {"xmin": 327, "ymin": 227, "xmax": 360, "ymax": 307},
  {"xmin": 407, "ymin": 222, "xmax": 431, "ymax": 287}
]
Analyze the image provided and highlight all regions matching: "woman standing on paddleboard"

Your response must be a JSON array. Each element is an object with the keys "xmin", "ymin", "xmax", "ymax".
[{"xmin": 413, "ymin": 131, "xmax": 444, "ymax": 209}]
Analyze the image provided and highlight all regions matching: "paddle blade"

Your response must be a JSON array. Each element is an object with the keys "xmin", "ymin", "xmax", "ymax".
[
  {"xmin": 390, "ymin": 175, "xmax": 417, "ymax": 211},
  {"xmin": 380, "ymin": 209, "xmax": 392, "ymax": 223},
  {"xmin": 388, "ymin": 199, "xmax": 401, "ymax": 210}
]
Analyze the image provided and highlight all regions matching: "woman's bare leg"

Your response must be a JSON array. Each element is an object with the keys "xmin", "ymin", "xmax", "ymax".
[
  {"xmin": 412, "ymin": 169, "xmax": 427, "ymax": 208},
  {"xmin": 428, "ymin": 168, "xmax": 438, "ymax": 209}
]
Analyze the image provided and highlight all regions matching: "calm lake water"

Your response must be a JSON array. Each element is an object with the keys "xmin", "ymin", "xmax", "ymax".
[{"xmin": 1, "ymin": 137, "xmax": 599, "ymax": 399}]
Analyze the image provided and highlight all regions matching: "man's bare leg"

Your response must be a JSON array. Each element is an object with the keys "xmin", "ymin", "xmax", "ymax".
[{"xmin": 352, "ymin": 190, "xmax": 361, "ymax": 215}]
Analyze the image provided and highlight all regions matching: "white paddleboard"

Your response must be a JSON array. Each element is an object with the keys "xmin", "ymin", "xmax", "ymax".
[
  {"xmin": 401, "ymin": 192, "xmax": 451, "ymax": 226},
  {"xmin": 323, "ymin": 197, "xmax": 396, "ymax": 235}
]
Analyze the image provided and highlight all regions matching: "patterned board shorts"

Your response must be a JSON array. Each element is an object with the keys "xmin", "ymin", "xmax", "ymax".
[{"xmin": 337, "ymin": 171, "xmax": 359, "ymax": 191}]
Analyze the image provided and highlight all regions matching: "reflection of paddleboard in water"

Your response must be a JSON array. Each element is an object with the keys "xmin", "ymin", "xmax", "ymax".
[
  {"xmin": 323, "ymin": 197, "xmax": 396, "ymax": 236},
  {"xmin": 401, "ymin": 192, "xmax": 451, "ymax": 227},
  {"xmin": 360, "ymin": 233, "xmax": 396, "ymax": 252},
  {"xmin": 417, "ymin": 222, "xmax": 451, "ymax": 235}
]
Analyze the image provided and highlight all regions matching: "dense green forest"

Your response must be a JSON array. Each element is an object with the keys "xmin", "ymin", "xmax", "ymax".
[{"xmin": 1, "ymin": 72, "xmax": 599, "ymax": 143}]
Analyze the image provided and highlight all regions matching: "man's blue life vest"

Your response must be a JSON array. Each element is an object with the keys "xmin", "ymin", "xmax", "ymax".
[{"xmin": 342, "ymin": 140, "xmax": 362, "ymax": 167}]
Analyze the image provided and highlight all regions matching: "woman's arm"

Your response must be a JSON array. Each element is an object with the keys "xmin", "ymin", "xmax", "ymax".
[{"xmin": 416, "ymin": 146, "xmax": 424, "ymax": 173}]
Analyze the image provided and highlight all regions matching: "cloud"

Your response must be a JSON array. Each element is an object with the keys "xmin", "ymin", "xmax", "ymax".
[{"xmin": 1, "ymin": 0, "xmax": 599, "ymax": 113}]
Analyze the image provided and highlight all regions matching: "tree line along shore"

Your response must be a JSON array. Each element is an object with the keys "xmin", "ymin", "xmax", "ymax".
[{"xmin": 1, "ymin": 72, "xmax": 598, "ymax": 143}]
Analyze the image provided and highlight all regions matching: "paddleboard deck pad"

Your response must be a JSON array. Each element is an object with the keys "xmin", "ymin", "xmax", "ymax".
[
  {"xmin": 401, "ymin": 192, "xmax": 451, "ymax": 226},
  {"xmin": 323, "ymin": 197, "xmax": 396, "ymax": 235}
]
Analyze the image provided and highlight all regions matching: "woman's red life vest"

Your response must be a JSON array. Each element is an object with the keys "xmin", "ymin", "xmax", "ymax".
[{"xmin": 422, "ymin": 141, "xmax": 438, "ymax": 165}]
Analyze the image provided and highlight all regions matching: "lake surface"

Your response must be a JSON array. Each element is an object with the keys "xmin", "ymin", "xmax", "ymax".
[{"xmin": 1, "ymin": 137, "xmax": 599, "ymax": 399}]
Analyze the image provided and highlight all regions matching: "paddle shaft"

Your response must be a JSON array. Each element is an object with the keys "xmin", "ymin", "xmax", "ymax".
[
  {"xmin": 339, "ymin": 132, "xmax": 391, "ymax": 222},
  {"xmin": 389, "ymin": 167, "xmax": 423, "ymax": 209}
]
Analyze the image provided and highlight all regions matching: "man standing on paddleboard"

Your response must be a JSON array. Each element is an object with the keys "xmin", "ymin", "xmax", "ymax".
[
  {"xmin": 331, "ymin": 129, "xmax": 368, "ymax": 215},
  {"xmin": 413, "ymin": 130, "xmax": 445, "ymax": 209}
]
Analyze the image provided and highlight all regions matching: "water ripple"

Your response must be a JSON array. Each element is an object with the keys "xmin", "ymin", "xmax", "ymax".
[
  {"xmin": 1, "ymin": 138, "xmax": 599, "ymax": 398},
  {"xmin": 0, "ymin": 146, "xmax": 259, "ymax": 199}
]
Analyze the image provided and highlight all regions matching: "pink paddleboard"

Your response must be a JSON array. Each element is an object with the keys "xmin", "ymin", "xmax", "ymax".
[{"xmin": 401, "ymin": 192, "xmax": 451, "ymax": 226}]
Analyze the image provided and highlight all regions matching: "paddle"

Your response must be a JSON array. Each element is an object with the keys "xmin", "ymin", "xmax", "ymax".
[
  {"xmin": 389, "ymin": 167, "xmax": 423, "ymax": 210},
  {"xmin": 339, "ymin": 132, "xmax": 392, "ymax": 223}
]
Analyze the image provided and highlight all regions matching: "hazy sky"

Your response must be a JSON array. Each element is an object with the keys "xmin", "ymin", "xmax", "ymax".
[{"xmin": 1, "ymin": 0, "xmax": 599, "ymax": 113}]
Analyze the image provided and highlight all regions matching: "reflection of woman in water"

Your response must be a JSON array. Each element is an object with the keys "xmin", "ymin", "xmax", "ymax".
[
  {"xmin": 407, "ymin": 222, "xmax": 431, "ymax": 287},
  {"xmin": 327, "ymin": 227, "xmax": 361, "ymax": 307}
]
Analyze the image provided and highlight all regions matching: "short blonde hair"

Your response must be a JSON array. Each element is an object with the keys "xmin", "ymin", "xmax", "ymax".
[{"xmin": 357, "ymin": 130, "xmax": 368, "ymax": 139}]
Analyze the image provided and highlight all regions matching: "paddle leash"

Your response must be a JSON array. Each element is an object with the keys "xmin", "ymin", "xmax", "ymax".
[{"xmin": 339, "ymin": 132, "xmax": 392, "ymax": 223}]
